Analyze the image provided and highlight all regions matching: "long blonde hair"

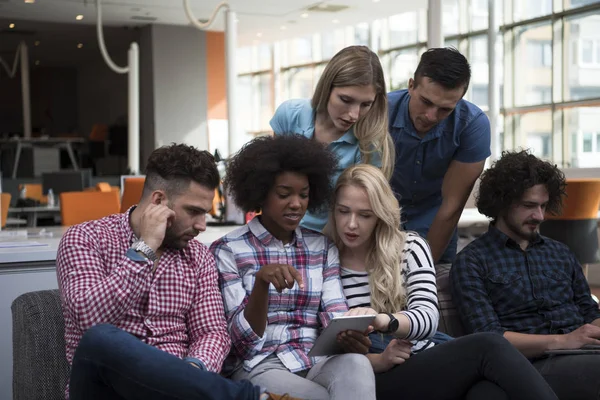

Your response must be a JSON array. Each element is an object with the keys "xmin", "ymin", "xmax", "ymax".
[
  {"xmin": 324, "ymin": 164, "xmax": 407, "ymax": 313},
  {"xmin": 312, "ymin": 46, "xmax": 395, "ymax": 180}
]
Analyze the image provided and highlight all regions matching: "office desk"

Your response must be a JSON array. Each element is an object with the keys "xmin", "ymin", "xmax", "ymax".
[
  {"xmin": 8, "ymin": 205, "xmax": 61, "ymax": 227},
  {"xmin": 0, "ymin": 224, "xmax": 241, "ymax": 400},
  {"xmin": 0, "ymin": 137, "xmax": 85, "ymax": 178}
]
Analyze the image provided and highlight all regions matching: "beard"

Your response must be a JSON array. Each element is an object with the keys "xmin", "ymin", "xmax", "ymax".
[{"xmin": 507, "ymin": 218, "xmax": 541, "ymax": 242}]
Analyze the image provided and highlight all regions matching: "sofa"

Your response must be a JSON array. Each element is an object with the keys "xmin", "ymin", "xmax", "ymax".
[{"xmin": 11, "ymin": 266, "xmax": 465, "ymax": 400}]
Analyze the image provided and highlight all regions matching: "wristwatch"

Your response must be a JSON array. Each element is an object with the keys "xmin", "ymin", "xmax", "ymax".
[
  {"xmin": 380, "ymin": 312, "xmax": 399, "ymax": 334},
  {"xmin": 130, "ymin": 240, "xmax": 158, "ymax": 262}
]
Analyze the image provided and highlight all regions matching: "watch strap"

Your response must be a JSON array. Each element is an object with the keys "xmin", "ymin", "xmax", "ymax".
[{"xmin": 131, "ymin": 240, "xmax": 158, "ymax": 262}]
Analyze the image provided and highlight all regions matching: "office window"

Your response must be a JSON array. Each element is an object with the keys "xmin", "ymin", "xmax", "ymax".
[
  {"xmin": 515, "ymin": 110, "xmax": 553, "ymax": 159},
  {"xmin": 443, "ymin": 0, "xmax": 460, "ymax": 35},
  {"xmin": 468, "ymin": 36, "xmax": 489, "ymax": 107},
  {"xmin": 284, "ymin": 37, "xmax": 313, "ymax": 66},
  {"xmin": 389, "ymin": 48, "xmax": 418, "ymax": 91},
  {"xmin": 514, "ymin": 0, "xmax": 553, "ymax": 21},
  {"xmin": 355, "ymin": 23, "xmax": 370, "ymax": 46},
  {"xmin": 389, "ymin": 12, "xmax": 418, "ymax": 47},
  {"xmin": 528, "ymin": 40, "xmax": 552, "ymax": 67},
  {"xmin": 514, "ymin": 23, "xmax": 553, "ymax": 106},
  {"xmin": 583, "ymin": 133, "xmax": 593, "ymax": 152},
  {"xmin": 564, "ymin": 11, "xmax": 600, "ymax": 101},
  {"xmin": 565, "ymin": 107, "xmax": 600, "ymax": 167},
  {"xmin": 284, "ymin": 67, "xmax": 314, "ymax": 100},
  {"xmin": 470, "ymin": 0, "xmax": 489, "ymax": 31},
  {"xmin": 565, "ymin": 0, "xmax": 600, "ymax": 10},
  {"xmin": 237, "ymin": 47, "xmax": 253, "ymax": 74},
  {"xmin": 321, "ymin": 29, "xmax": 346, "ymax": 60}
]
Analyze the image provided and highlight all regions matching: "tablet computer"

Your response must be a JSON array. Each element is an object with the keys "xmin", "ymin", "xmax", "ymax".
[
  {"xmin": 545, "ymin": 344, "xmax": 600, "ymax": 356},
  {"xmin": 308, "ymin": 315, "xmax": 375, "ymax": 357}
]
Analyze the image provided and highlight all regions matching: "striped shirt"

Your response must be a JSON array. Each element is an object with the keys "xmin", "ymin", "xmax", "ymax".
[
  {"xmin": 341, "ymin": 232, "xmax": 439, "ymax": 353},
  {"xmin": 211, "ymin": 217, "xmax": 348, "ymax": 374}
]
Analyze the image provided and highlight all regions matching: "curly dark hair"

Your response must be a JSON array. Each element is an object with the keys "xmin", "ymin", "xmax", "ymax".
[
  {"xmin": 143, "ymin": 143, "xmax": 219, "ymax": 198},
  {"xmin": 476, "ymin": 150, "xmax": 566, "ymax": 220},
  {"xmin": 224, "ymin": 134, "xmax": 338, "ymax": 213}
]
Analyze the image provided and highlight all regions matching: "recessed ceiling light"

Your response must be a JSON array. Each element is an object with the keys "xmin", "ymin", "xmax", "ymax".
[
  {"xmin": 373, "ymin": 0, "xmax": 380, "ymax": 2},
  {"xmin": 35, "ymin": 60, "xmax": 40, "ymax": 65},
  {"xmin": 256, "ymin": 32, "xmax": 262, "ymax": 37},
  {"xmin": 332, "ymin": 19, "xmax": 340, "ymax": 24},
  {"xmin": 9, "ymin": 23, "xmax": 15, "ymax": 29},
  {"xmin": 24, "ymin": 0, "xmax": 35, "ymax": 3},
  {"xmin": 235, "ymin": 18, "xmax": 239, "ymax": 22},
  {"xmin": 280, "ymin": 25, "xmax": 286, "ymax": 30},
  {"xmin": 301, "ymin": 13, "xmax": 309, "ymax": 18},
  {"xmin": 76, "ymin": 15, "xmax": 84, "ymax": 20},
  {"xmin": 77, "ymin": 43, "xmax": 84, "ymax": 49},
  {"xmin": 34, "ymin": 40, "xmax": 40, "ymax": 46}
]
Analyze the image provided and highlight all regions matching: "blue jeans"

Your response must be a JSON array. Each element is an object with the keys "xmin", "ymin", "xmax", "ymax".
[{"xmin": 69, "ymin": 324, "xmax": 261, "ymax": 400}]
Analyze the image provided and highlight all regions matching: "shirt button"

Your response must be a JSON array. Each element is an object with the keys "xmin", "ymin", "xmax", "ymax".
[
  {"xmin": 416, "ymin": 160, "xmax": 421, "ymax": 165},
  {"xmin": 413, "ymin": 180, "xmax": 417, "ymax": 184}
]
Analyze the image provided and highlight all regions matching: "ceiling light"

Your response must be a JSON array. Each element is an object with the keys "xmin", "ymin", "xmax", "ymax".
[
  {"xmin": 9, "ymin": 23, "xmax": 15, "ymax": 29},
  {"xmin": 235, "ymin": 18, "xmax": 239, "ymax": 22},
  {"xmin": 373, "ymin": 0, "xmax": 380, "ymax": 2},
  {"xmin": 34, "ymin": 40, "xmax": 40, "ymax": 46},
  {"xmin": 318, "ymin": 3, "xmax": 328, "ymax": 8},
  {"xmin": 76, "ymin": 15, "xmax": 84, "ymax": 20},
  {"xmin": 24, "ymin": 0, "xmax": 35, "ymax": 3},
  {"xmin": 332, "ymin": 19, "xmax": 340, "ymax": 24},
  {"xmin": 77, "ymin": 43, "xmax": 83, "ymax": 49},
  {"xmin": 256, "ymin": 32, "xmax": 262, "ymax": 37},
  {"xmin": 280, "ymin": 25, "xmax": 286, "ymax": 30},
  {"xmin": 301, "ymin": 13, "xmax": 309, "ymax": 18}
]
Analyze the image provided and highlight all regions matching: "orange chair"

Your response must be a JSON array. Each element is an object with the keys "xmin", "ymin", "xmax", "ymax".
[
  {"xmin": 1, "ymin": 193, "xmax": 11, "ymax": 228},
  {"xmin": 18, "ymin": 183, "xmax": 47, "ymax": 204},
  {"xmin": 541, "ymin": 178, "xmax": 600, "ymax": 277},
  {"xmin": 60, "ymin": 191, "xmax": 121, "ymax": 226},
  {"xmin": 120, "ymin": 177, "xmax": 145, "ymax": 213}
]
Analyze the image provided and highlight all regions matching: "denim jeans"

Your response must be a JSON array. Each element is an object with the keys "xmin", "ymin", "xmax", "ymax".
[{"xmin": 69, "ymin": 324, "xmax": 261, "ymax": 400}]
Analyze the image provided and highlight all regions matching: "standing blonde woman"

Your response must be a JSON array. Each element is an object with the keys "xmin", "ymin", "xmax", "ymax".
[
  {"xmin": 270, "ymin": 45, "xmax": 394, "ymax": 232},
  {"xmin": 326, "ymin": 164, "xmax": 558, "ymax": 400}
]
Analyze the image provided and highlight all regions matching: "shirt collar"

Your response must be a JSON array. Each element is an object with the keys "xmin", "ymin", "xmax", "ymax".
[
  {"xmin": 248, "ymin": 216, "xmax": 304, "ymax": 248},
  {"xmin": 301, "ymin": 109, "xmax": 358, "ymax": 145},
  {"xmin": 487, "ymin": 223, "xmax": 545, "ymax": 249},
  {"xmin": 121, "ymin": 206, "xmax": 137, "ymax": 244}
]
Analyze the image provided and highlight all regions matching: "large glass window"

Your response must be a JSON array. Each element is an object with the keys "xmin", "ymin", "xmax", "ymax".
[
  {"xmin": 564, "ymin": 11, "xmax": 600, "ymax": 101},
  {"xmin": 565, "ymin": 106, "xmax": 600, "ymax": 167},
  {"xmin": 389, "ymin": 12, "xmax": 418, "ymax": 47},
  {"xmin": 321, "ymin": 29, "xmax": 346, "ymax": 60},
  {"xmin": 443, "ymin": 0, "xmax": 460, "ymax": 36},
  {"xmin": 514, "ymin": 23, "xmax": 553, "ymax": 106},
  {"xmin": 283, "ymin": 36, "xmax": 312, "ymax": 66},
  {"xmin": 515, "ymin": 110, "xmax": 553, "ymax": 159},
  {"xmin": 514, "ymin": 0, "xmax": 553, "ymax": 22},
  {"xmin": 389, "ymin": 49, "xmax": 418, "ymax": 91},
  {"xmin": 283, "ymin": 67, "xmax": 314, "ymax": 100},
  {"xmin": 564, "ymin": 0, "xmax": 600, "ymax": 10}
]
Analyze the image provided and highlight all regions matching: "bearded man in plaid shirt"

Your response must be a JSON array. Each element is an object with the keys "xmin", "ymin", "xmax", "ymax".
[
  {"xmin": 451, "ymin": 150, "xmax": 600, "ymax": 400},
  {"xmin": 57, "ymin": 144, "xmax": 297, "ymax": 400}
]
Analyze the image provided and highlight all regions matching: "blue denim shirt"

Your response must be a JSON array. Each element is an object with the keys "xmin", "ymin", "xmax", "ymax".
[
  {"xmin": 388, "ymin": 90, "xmax": 491, "ymax": 263},
  {"xmin": 270, "ymin": 99, "xmax": 381, "ymax": 232}
]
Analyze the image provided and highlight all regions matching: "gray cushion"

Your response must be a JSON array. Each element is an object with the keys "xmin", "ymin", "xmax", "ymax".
[
  {"xmin": 436, "ymin": 263, "xmax": 466, "ymax": 338},
  {"xmin": 12, "ymin": 289, "xmax": 69, "ymax": 400}
]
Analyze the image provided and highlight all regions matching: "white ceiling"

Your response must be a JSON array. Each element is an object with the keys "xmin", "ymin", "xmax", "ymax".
[{"xmin": 0, "ymin": 0, "xmax": 426, "ymax": 46}]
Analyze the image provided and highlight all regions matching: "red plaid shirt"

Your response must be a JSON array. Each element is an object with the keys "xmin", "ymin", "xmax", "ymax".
[{"xmin": 56, "ymin": 209, "xmax": 230, "ymax": 375}]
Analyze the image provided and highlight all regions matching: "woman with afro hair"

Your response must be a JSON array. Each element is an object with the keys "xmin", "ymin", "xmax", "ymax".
[{"xmin": 210, "ymin": 134, "xmax": 376, "ymax": 400}]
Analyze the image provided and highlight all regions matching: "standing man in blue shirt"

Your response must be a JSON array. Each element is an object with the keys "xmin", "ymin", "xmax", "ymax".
[
  {"xmin": 451, "ymin": 150, "xmax": 600, "ymax": 400},
  {"xmin": 388, "ymin": 48, "xmax": 491, "ymax": 263}
]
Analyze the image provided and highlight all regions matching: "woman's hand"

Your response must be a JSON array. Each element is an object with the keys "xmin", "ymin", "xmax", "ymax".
[
  {"xmin": 255, "ymin": 264, "xmax": 304, "ymax": 292},
  {"xmin": 345, "ymin": 307, "xmax": 378, "ymax": 316},
  {"xmin": 337, "ymin": 330, "xmax": 372, "ymax": 354}
]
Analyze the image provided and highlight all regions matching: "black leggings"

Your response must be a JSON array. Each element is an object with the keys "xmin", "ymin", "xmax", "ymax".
[{"xmin": 375, "ymin": 332, "xmax": 557, "ymax": 400}]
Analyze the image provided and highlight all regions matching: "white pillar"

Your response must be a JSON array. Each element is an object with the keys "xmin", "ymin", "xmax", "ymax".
[
  {"xmin": 427, "ymin": 0, "xmax": 444, "ymax": 48},
  {"xmin": 20, "ymin": 42, "xmax": 32, "ymax": 139},
  {"xmin": 128, "ymin": 43, "xmax": 140, "ymax": 174},
  {"xmin": 225, "ymin": 9, "xmax": 237, "ymax": 158},
  {"xmin": 488, "ymin": 0, "xmax": 500, "ymax": 161}
]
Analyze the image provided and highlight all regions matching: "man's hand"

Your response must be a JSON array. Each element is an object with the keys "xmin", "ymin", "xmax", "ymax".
[
  {"xmin": 255, "ymin": 264, "xmax": 304, "ymax": 293},
  {"xmin": 556, "ymin": 324, "xmax": 600, "ymax": 349},
  {"xmin": 337, "ymin": 330, "xmax": 372, "ymax": 354},
  {"xmin": 139, "ymin": 203, "xmax": 175, "ymax": 252},
  {"xmin": 379, "ymin": 339, "xmax": 412, "ymax": 371}
]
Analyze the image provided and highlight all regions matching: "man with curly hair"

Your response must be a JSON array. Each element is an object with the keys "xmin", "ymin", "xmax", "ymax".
[
  {"xmin": 57, "ymin": 143, "xmax": 297, "ymax": 400},
  {"xmin": 450, "ymin": 150, "xmax": 600, "ymax": 399}
]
